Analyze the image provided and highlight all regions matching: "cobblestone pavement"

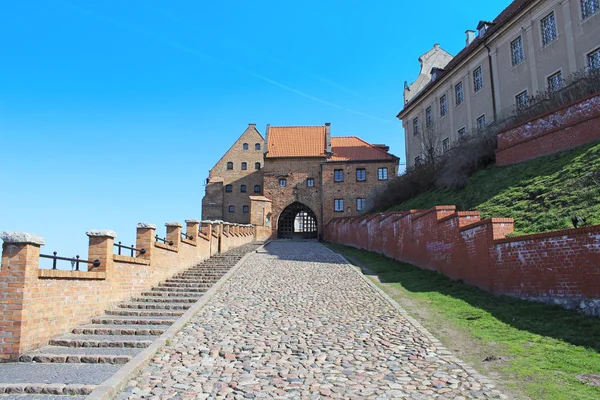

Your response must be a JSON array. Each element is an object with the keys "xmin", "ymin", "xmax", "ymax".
[{"xmin": 119, "ymin": 242, "xmax": 503, "ymax": 399}]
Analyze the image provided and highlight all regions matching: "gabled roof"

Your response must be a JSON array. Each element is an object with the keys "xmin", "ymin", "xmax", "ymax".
[
  {"xmin": 398, "ymin": 0, "xmax": 535, "ymax": 116},
  {"xmin": 330, "ymin": 137, "xmax": 398, "ymax": 162},
  {"xmin": 266, "ymin": 126, "xmax": 326, "ymax": 158}
]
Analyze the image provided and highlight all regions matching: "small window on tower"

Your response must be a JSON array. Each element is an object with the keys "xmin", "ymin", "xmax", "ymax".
[
  {"xmin": 255, "ymin": 143, "xmax": 261, "ymax": 150},
  {"xmin": 307, "ymin": 178, "xmax": 315, "ymax": 187},
  {"xmin": 243, "ymin": 143, "xmax": 249, "ymax": 150}
]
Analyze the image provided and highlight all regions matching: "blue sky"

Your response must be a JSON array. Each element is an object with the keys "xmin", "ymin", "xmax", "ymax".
[{"xmin": 0, "ymin": 0, "xmax": 507, "ymax": 267}]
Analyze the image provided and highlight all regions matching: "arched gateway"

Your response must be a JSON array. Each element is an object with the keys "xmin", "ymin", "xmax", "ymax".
[{"xmin": 277, "ymin": 202, "xmax": 318, "ymax": 239}]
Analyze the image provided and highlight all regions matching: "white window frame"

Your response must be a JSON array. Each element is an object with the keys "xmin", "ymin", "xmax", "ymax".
[
  {"xmin": 458, "ymin": 127, "xmax": 466, "ymax": 138},
  {"xmin": 473, "ymin": 66, "xmax": 483, "ymax": 92},
  {"xmin": 587, "ymin": 47, "xmax": 600, "ymax": 70},
  {"xmin": 541, "ymin": 12, "xmax": 558, "ymax": 47},
  {"xmin": 455, "ymin": 81, "xmax": 464, "ymax": 106},
  {"xmin": 442, "ymin": 137, "xmax": 450, "ymax": 153},
  {"xmin": 547, "ymin": 70, "xmax": 563, "ymax": 92},
  {"xmin": 334, "ymin": 199, "xmax": 344, "ymax": 212},
  {"xmin": 426, "ymin": 106, "xmax": 433, "ymax": 128},
  {"xmin": 440, "ymin": 94, "xmax": 448, "ymax": 117},
  {"xmin": 516, "ymin": 90, "xmax": 529, "ymax": 110},
  {"xmin": 279, "ymin": 178, "xmax": 287, "ymax": 187},
  {"xmin": 307, "ymin": 178, "xmax": 315, "ymax": 187},
  {"xmin": 477, "ymin": 114, "xmax": 486, "ymax": 131},
  {"xmin": 356, "ymin": 168, "xmax": 367, "ymax": 182},
  {"xmin": 334, "ymin": 169, "xmax": 344, "ymax": 182},
  {"xmin": 377, "ymin": 167, "xmax": 388, "ymax": 181},
  {"xmin": 356, "ymin": 198, "xmax": 366, "ymax": 212},
  {"xmin": 413, "ymin": 117, "xmax": 420, "ymax": 135},
  {"xmin": 581, "ymin": 0, "xmax": 600, "ymax": 19},
  {"xmin": 511, "ymin": 36, "xmax": 524, "ymax": 66}
]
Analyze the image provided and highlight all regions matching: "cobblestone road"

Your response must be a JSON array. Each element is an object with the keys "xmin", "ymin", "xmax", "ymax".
[{"xmin": 119, "ymin": 242, "xmax": 503, "ymax": 399}]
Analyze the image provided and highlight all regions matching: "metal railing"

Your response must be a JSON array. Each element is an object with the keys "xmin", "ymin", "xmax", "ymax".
[
  {"xmin": 181, "ymin": 232, "xmax": 194, "ymax": 240},
  {"xmin": 155, "ymin": 235, "xmax": 173, "ymax": 246},
  {"xmin": 114, "ymin": 242, "xmax": 146, "ymax": 257},
  {"xmin": 40, "ymin": 252, "xmax": 100, "ymax": 271}
]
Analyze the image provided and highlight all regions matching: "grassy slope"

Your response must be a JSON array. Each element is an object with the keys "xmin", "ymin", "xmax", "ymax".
[
  {"xmin": 388, "ymin": 141, "xmax": 600, "ymax": 235},
  {"xmin": 326, "ymin": 243, "xmax": 600, "ymax": 400}
]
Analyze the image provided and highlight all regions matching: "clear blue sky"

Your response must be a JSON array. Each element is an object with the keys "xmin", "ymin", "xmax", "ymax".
[{"xmin": 0, "ymin": 0, "xmax": 507, "ymax": 268}]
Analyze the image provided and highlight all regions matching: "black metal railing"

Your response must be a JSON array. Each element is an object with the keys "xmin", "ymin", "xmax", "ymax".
[
  {"xmin": 114, "ymin": 242, "xmax": 146, "ymax": 257},
  {"xmin": 181, "ymin": 232, "xmax": 193, "ymax": 240},
  {"xmin": 155, "ymin": 235, "xmax": 173, "ymax": 246},
  {"xmin": 40, "ymin": 252, "xmax": 100, "ymax": 271}
]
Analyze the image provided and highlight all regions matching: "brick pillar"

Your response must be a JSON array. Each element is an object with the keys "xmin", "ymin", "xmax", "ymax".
[
  {"xmin": 200, "ymin": 222, "xmax": 212, "ymax": 238},
  {"xmin": 86, "ymin": 230, "xmax": 116, "ymax": 273},
  {"xmin": 0, "ymin": 232, "xmax": 45, "ymax": 361},
  {"xmin": 165, "ymin": 222, "xmax": 182, "ymax": 248},
  {"xmin": 136, "ymin": 223, "xmax": 156, "ymax": 261},
  {"xmin": 185, "ymin": 219, "xmax": 200, "ymax": 243}
]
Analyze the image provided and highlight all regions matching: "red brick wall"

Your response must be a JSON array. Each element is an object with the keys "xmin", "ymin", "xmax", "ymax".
[
  {"xmin": 325, "ymin": 206, "xmax": 600, "ymax": 315},
  {"xmin": 0, "ymin": 222, "xmax": 256, "ymax": 360},
  {"xmin": 496, "ymin": 93, "xmax": 600, "ymax": 166}
]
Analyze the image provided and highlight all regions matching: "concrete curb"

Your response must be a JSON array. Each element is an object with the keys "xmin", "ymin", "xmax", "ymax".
[
  {"xmin": 321, "ymin": 244, "xmax": 500, "ymax": 393},
  {"xmin": 87, "ymin": 241, "xmax": 270, "ymax": 400}
]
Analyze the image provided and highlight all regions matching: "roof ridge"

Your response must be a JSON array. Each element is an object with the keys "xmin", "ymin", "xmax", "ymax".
[{"xmin": 332, "ymin": 136, "xmax": 392, "ymax": 157}]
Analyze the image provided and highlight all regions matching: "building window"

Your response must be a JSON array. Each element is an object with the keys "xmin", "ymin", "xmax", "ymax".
[
  {"xmin": 255, "ymin": 143, "xmax": 261, "ymax": 150},
  {"xmin": 440, "ymin": 95, "xmax": 448, "ymax": 117},
  {"xmin": 227, "ymin": 162, "xmax": 233, "ymax": 170},
  {"xmin": 229, "ymin": 206, "xmax": 235, "ymax": 213},
  {"xmin": 334, "ymin": 169, "xmax": 344, "ymax": 182},
  {"xmin": 458, "ymin": 127, "xmax": 466, "ymax": 137},
  {"xmin": 425, "ymin": 106, "xmax": 433, "ymax": 128},
  {"xmin": 511, "ymin": 36, "xmax": 524, "ymax": 66},
  {"xmin": 243, "ymin": 205, "xmax": 249, "ymax": 214},
  {"xmin": 334, "ymin": 199, "xmax": 344, "ymax": 212},
  {"xmin": 473, "ymin": 67, "xmax": 483, "ymax": 92},
  {"xmin": 516, "ymin": 90, "xmax": 529, "ymax": 110},
  {"xmin": 279, "ymin": 179, "xmax": 287, "ymax": 187},
  {"xmin": 255, "ymin": 162, "xmax": 261, "ymax": 170},
  {"xmin": 588, "ymin": 48, "xmax": 600, "ymax": 70},
  {"xmin": 240, "ymin": 185, "xmax": 247, "ymax": 193},
  {"xmin": 243, "ymin": 143, "xmax": 249, "ymax": 150},
  {"xmin": 455, "ymin": 82, "xmax": 464, "ymax": 106},
  {"xmin": 412, "ymin": 117, "xmax": 420, "ymax": 135},
  {"xmin": 241, "ymin": 162, "xmax": 247, "ymax": 170},
  {"xmin": 541, "ymin": 12, "xmax": 558, "ymax": 47},
  {"xmin": 547, "ymin": 71, "xmax": 563, "ymax": 91},
  {"xmin": 356, "ymin": 198, "xmax": 366, "ymax": 211},
  {"xmin": 254, "ymin": 185, "xmax": 261, "ymax": 193},
  {"xmin": 225, "ymin": 184, "xmax": 233, "ymax": 193},
  {"xmin": 442, "ymin": 138, "xmax": 450, "ymax": 153},
  {"xmin": 356, "ymin": 168, "xmax": 367, "ymax": 181},
  {"xmin": 582, "ymin": 0, "xmax": 600, "ymax": 19},
  {"xmin": 477, "ymin": 114, "xmax": 486, "ymax": 131},
  {"xmin": 307, "ymin": 178, "xmax": 315, "ymax": 187},
  {"xmin": 378, "ymin": 167, "xmax": 388, "ymax": 181}
]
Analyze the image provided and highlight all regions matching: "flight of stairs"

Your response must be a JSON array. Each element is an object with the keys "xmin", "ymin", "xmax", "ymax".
[{"xmin": 0, "ymin": 243, "xmax": 261, "ymax": 399}]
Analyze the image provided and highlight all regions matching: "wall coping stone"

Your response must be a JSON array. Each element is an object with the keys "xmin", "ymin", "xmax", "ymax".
[
  {"xmin": 458, "ymin": 218, "xmax": 514, "ymax": 232},
  {"xmin": 137, "ymin": 223, "xmax": 157, "ymax": 230},
  {"xmin": 494, "ymin": 223, "xmax": 600, "ymax": 244},
  {"xmin": 185, "ymin": 219, "xmax": 200, "ymax": 224},
  {"xmin": 0, "ymin": 231, "xmax": 45, "ymax": 246},
  {"xmin": 86, "ymin": 230, "xmax": 117, "ymax": 238},
  {"xmin": 165, "ymin": 222, "xmax": 182, "ymax": 227}
]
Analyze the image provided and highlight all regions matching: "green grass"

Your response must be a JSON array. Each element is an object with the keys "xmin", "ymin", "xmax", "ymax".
[
  {"xmin": 388, "ymin": 141, "xmax": 600, "ymax": 235},
  {"xmin": 326, "ymin": 243, "xmax": 600, "ymax": 400}
]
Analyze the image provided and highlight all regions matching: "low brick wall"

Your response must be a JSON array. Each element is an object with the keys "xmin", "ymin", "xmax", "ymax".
[
  {"xmin": 0, "ymin": 220, "xmax": 256, "ymax": 361},
  {"xmin": 496, "ymin": 93, "xmax": 600, "ymax": 166},
  {"xmin": 325, "ymin": 206, "xmax": 600, "ymax": 316}
]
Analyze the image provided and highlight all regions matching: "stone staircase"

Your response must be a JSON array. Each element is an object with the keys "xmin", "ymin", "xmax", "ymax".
[{"xmin": 0, "ymin": 243, "xmax": 261, "ymax": 399}]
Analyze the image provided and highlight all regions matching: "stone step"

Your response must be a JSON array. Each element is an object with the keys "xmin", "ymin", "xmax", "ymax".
[
  {"xmin": 0, "ymin": 362, "xmax": 118, "ymax": 387},
  {"xmin": 142, "ymin": 290, "xmax": 204, "ymax": 297},
  {"xmin": 130, "ymin": 296, "xmax": 199, "ymax": 303},
  {"xmin": 49, "ymin": 334, "xmax": 154, "ymax": 348},
  {"xmin": 0, "ymin": 383, "xmax": 96, "ymax": 396},
  {"xmin": 150, "ymin": 286, "xmax": 206, "ymax": 293},
  {"xmin": 159, "ymin": 282, "xmax": 213, "ymax": 288},
  {"xmin": 105, "ymin": 309, "xmax": 184, "ymax": 317},
  {"xmin": 72, "ymin": 324, "xmax": 165, "ymax": 336},
  {"xmin": 91, "ymin": 315, "xmax": 177, "ymax": 325},
  {"xmin": 20, "ymin": 346, "xmax": 142, "ymax": 364},
  {"xmin": 163, "ymin": 280, "xmax": 214, "ymax": 285},
  {"xmin": 116, "ymin": 302, "xmax": 192, "ymax": 310}
]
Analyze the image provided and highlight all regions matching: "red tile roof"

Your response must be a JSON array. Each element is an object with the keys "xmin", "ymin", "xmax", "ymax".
[
  {"xmin": 330, "ymin": 137, "xmax": 397, "ymax": 161},
  {"xmin": 399, "ymin": 0, "xmax": 535, "ymax": 115},
  {"xmin": 266, "ymin": 126, "xmax": 326, "ymax": 158}
]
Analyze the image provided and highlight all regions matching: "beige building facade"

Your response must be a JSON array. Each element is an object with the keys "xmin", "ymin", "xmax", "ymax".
[{"xmin": 398, "ymin": 0, "xmax": 600, "ymax": 168}]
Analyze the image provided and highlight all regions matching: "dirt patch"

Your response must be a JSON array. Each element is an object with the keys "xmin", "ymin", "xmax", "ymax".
[
  {"xmin": 577, "ymin": 374, "xmax": 600, "ymax": 388},
  {"xmin": 345, "ymin": 255, "xmax": 529, "ymax": 400}
]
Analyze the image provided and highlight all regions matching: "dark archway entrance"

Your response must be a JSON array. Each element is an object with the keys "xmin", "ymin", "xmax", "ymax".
[{"xmin": 278, "ymin": 202, "xmax": 318, "ymax": 239}]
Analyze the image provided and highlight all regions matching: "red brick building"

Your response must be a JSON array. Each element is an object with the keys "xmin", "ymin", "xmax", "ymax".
[{"xmin": 202, "ymin": 123, "xmax": 399, "ymax": 239}]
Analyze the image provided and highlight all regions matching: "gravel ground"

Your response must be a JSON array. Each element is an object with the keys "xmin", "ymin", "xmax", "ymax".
[{"xmin": 119, "ymin": 241, "xmax": 504, "ymax": 399}]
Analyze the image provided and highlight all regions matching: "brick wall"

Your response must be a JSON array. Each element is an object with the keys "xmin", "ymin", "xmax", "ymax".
[
  {"xmin": 0, "ymin": 220, "xmax": 256, "ymax": 361},
  {"xmin": 496, "ymin": 93, "xmax": 600, "ymax": 166},
  {"xmin": 325, "ymin": 206, "xmax": 600, "ymax": 316}
]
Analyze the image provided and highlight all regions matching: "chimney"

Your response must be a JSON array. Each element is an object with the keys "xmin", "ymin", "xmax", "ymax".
[
  {"xmin": 264, "ymin": 124, "xmax": 270, "ymax": 154},
  {"xmin": 325, "ymin": 122, "xmax": 332, "ymax": 154},
  {"xmin": 465, "ymin": 30, "xmax": 476, "ymax": 46},
  {"xmin": 248, "ymin": 123, "xmax": 256, "ymax": 127}
]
